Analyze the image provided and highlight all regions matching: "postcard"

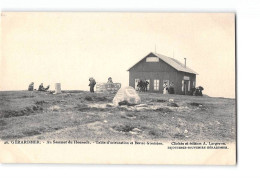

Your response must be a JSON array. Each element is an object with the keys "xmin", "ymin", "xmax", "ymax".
[{"xmin": 0, "ymin": 12, "xmax": 236, "ymax": 164}]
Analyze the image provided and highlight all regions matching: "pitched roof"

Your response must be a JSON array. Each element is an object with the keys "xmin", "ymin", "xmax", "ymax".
[{"xmin": 128, "ymin": 52, "xmax": 198, "ymax": 75}]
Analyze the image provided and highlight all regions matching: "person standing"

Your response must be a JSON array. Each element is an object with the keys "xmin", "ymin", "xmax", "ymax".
[
  {"xmin": 163, "ymin": 81, "xmax": 168, "ymax": 94},
  {"xmin": 89, "ymin": 77, "xmax": 96, "ymax": 93},
  {"xmin": 168, "ymin": 82, "xmax": 175, "ymax": 94},
  {"xmin": 144, "ymin": 80, "xmax": 149, "ymax": 92},
  {"xmin": 107, "ymin": 77, "xmax": 113, "ymax": 83}
]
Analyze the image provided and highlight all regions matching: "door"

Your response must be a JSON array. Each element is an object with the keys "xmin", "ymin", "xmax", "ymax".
[
  {"xmin": 135, "ymin": 79, "xmax": 139, "ymax": 90},
  {"xmin": 145, "ymin": 79, "xmax": 150, "ymax": 91},
  {"xmin": 184, "ymin": 80, "xmax": 190, "ymax": 95}
]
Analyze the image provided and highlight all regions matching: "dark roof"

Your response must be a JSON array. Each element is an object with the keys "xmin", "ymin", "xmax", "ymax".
[{"xmin": 128, "ymin": 52, "xmax": 198, "ymax": 75}]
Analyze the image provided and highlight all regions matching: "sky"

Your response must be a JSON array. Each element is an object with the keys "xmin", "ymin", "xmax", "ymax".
[{"xmin": 0, "ymin": 12, "xmax": 235, "ymax": 98}]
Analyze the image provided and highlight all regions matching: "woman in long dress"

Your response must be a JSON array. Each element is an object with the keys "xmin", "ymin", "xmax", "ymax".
[{"xmin": 163, "ymin": 82, "xmax": 168, "ymax": 94}]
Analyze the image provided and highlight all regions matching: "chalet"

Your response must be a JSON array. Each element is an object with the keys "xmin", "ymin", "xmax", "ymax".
[{"xmin": 127, "ymin": 52, "xmax": 198, "ymax": 95}]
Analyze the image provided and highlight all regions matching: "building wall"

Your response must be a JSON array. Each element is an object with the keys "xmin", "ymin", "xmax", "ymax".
[
  {"xmin": 129, "ymin": 54, "xmax": 196, "ymax": 94},
  {"xmin": 174, "ymin": 71, "xmax": 196, "ymax": 94}
]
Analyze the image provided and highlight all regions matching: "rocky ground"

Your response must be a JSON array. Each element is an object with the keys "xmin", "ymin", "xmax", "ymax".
[{"xmin": 0, "ymin": 90, "xmax": 236, "ymax": 142}]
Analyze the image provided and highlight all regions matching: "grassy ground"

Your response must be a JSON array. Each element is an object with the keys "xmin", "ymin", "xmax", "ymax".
[{"xmin": 0, "ymin": 90, "xmax": 236, "ymax": 142}]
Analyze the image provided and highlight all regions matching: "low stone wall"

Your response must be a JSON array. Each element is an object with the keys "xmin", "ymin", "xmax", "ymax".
[{"xmin": 96, "ymin": 83, "xmax": 121, "ymax": 94}]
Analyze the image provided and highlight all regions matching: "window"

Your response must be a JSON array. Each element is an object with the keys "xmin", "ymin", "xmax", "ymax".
[
  {"xmin": 135, "ymin": 79, "xmax": 139, "ymax": 90},
  {"xmin": 193, "ymin": 81, "xmax": 195, "ymax": 88},
  {"xmin": 188, "ymin": 81, "xmax": 190, "ymax": 91},
  {"xmin": 182, "ymin": 80, "xmax": 184, "ymax": 92},
  {"xmin": 154, "ymin": 79, "xmax": 159, "ymax": 91}
]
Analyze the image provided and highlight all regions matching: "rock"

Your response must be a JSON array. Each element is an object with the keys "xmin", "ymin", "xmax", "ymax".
[
  {"xmin": 135, "ymin": 107, "xmax": 149, "ymax": 112},
  {"xmin": 167, "ymin": 98, "xmax": 178, "ymax": 107},
  {"xmin": 118, "ymin": 101, "xmax": 134, "ymax": 106},
  {"xmin": 169, "ymin": 98, "xmax": 175, "ymax": 103},
  {"xmin": 167, "ymin": 102, "xmax": 179, "ymax": 107},
  {"xmin": 118, "ymin": 105, "xmax": 129, "ymax": 110},
  {"xmin": 135, "ymin": 104, "xmax": 148, "ymax": 107},
  {"xmin": 88, "ymin": 103, "xmax": 107, "ymax": 109},
  {"xmin": 132, "ymin": 128, "xmax": 142, "ymax": 132},
  {"xmin": 129, "ymin": 131, "xmax": 138, "ymax": 135},
  {"xmin": 106, "ymin": 103, "xmax": 114, "ymax": 107},
  {"xmin": 49, "ymin": 105, "xmax": 60, "ymax": 111},
  {"xmin": 113, "ymin": 86, "xmax": 141, "ymax": 106},
  {"xmin": 121, "ymin": 113, "xmax": 137, "ymax": 120}
]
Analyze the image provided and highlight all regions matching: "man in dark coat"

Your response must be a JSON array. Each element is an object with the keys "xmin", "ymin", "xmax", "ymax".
[
  {"xmin": 144, "ymin": 80, "xmax": 149, "ymax": 92},
  {"xmin": 89, "ymin": 78, "xmax": 96, "ymax": 93},
  {"xmin": 168, "ymin": 82, "xmax": 175, "ymax": 94},
  {"xmin": 198, "ymin": 86, "xmax": 204, "ymax": 96}
]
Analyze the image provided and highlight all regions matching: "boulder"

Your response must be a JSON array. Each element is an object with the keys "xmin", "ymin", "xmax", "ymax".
[{"xmin": 113, "ymin": 86, "xmax": 141, "ymax": 106}]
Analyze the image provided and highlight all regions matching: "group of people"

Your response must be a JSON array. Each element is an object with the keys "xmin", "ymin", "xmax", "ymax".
[
  {"xmin": 136, "ymin": 80, "xmax": 175, "ymax": 94},
  {"xmin": 163, "ymin": 82, "xmax": 204, "ymax": 96},
  {"xmin": 163, "ymin": 82, "xmax": 175, "ymax": 94},
  {"xmin": 28, "ymin": 82, "xmax": 50, "ymax": 92},
  {"xmin": 28, "ymin": 77, "xmax": 111, "ymax": 93},
  {"xmin": 137, "ymin": 80, "xmax": 149, "ymax": 92},
  {"xmin": 190, "ymin": 86, "xmax": 204, "ymax": 96},
  {"xmin": 28, "ymin": 78, "xmax": 203, "ymax": 96}
]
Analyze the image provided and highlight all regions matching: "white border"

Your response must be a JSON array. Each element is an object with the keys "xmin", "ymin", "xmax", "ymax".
[{"xmin": 1, "ymin": 0, "xmax": 260, "ymax": 178}]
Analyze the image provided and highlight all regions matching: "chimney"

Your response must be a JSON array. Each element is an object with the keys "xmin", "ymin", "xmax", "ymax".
[{"xmin": 184, "ymin": 58, "xmax": 186, "ymax": 68}]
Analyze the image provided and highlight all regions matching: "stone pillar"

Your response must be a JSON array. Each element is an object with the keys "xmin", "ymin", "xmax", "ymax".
[{"xmin": 55, "ymin": 83, "xmax": 61, "ymax": 94}]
